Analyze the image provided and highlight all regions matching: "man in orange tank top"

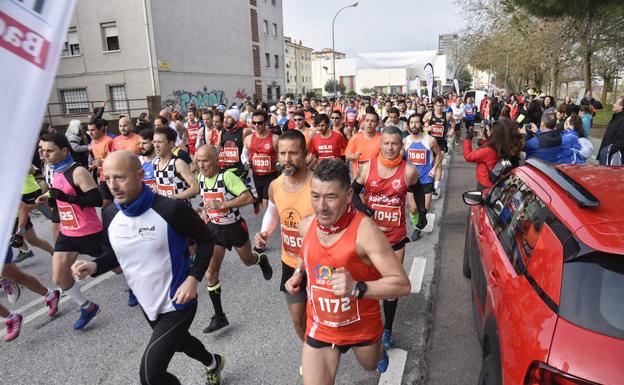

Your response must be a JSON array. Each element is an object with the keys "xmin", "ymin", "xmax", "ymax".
[
  {"xmin": 254, "ymin": 130, "xmax": 314, "ymax": 343},
  {"xmin": 352, "ymin": 125, "xmax": 421, "ymax": 351},
  {"xmin": 285, "ymin": 159, "xmax": 411, "ymax": 383}
]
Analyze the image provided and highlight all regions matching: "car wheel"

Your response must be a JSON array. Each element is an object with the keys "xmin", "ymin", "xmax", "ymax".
[
  {"xmin": 478, "ymin": 354, "xmax": 500, "ymax": 385},
  {"xmin": 462, "ymin": 214, "xmax": 472, "ymax": 278}
]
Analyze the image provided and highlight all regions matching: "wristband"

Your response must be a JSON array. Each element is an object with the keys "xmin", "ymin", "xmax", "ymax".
[{"xmin": 294, "ymin": 267, "xmax": 303, "ymax": 275}]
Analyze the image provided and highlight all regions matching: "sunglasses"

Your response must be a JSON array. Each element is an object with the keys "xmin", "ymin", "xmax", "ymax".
[
  {"xmin": 293, "ymin": 118, "xmax": 303, "ymax": 121},
  {"xmin": 251, "ymin": 120, "xmax": 265, "ymax": 125},
  {"xmin": 331, "ymin": 116, "xmax": 341, "ymax": 119}
]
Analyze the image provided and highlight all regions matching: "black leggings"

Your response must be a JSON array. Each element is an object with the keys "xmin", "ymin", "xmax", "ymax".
[{"xmin": 140, "ymin": 303, "xmax": 213, "ymax": 385}]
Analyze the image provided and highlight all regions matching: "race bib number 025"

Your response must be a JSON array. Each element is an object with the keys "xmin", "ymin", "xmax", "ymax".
[
  {"xmin": 311, "ymin": 285, "xmax": 360, "ymax": 327},
  {"xmin": 58, "ymin": 205, "xmax": 80, "ymax": 230}
]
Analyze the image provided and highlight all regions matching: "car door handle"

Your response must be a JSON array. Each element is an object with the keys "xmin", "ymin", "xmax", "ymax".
[{"xmin": 489, "ymin": 270, "xmax": 500, "ymax": 287}]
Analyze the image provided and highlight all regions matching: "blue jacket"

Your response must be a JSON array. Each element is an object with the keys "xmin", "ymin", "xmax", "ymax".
[
  {"xmin": 524, "ymin": 129, "xmax": 580, "ymax": 164},
  {"xmin": 581, "ymin": 114, "xmax": 592, "ymax": 138}
]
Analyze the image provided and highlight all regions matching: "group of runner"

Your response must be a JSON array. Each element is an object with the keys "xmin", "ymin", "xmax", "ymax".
[{"xmin": 2, "ymin": 94, "xmax": 461, "ymax": 385}]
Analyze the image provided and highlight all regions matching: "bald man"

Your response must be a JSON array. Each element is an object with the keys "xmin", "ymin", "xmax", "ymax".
[
  {"xmin": 191, "ymin": 145, "xmax": 272, "ymax": 333},
  {"xmin": 72, "ymin": 150, "xmax": 225, "ymax": 385},
  {"xmin": 112, "ymin": 117, "xmax": 141, "ymax": 154}
]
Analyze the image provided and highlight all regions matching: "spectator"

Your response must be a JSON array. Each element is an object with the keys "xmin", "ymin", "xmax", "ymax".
[
  {"xmin": 579, "ymin": 105, "xmax": 593, "ymax": 138},
  {"xmin": 556, "ymin": 104, "xmax": 568, "ymax": 130},
  {"xmin": 134, "ymin": 112, "xmax": 152, "ymax": 134},
  {"xmin": 597, "ymin": 96, "xmax": 624, "ymax": 165},
  {"xmin": 564, "ymin": 95, "xmax": 579, "ymax": 116},
  {"xmin": 463, "ymin": 119, "xmax": 523, "ymax": 191},
  {"xmin": 524, "ymin": 111, "xmax": 580, "ymax": 164},
  {"xmin": 65, "ymin": 119, "xmax": 89, "ymax": 166},
  {"xmin": 542, "ymin": 95, "xmax": 556, "ymax": 114},
  {"xmin": 580, "ymin": 90, "xmax": 603, "ymax": 116},
  {"xmin": 566, "ymin": 114, "xmax": 593, "ymax": 164}
]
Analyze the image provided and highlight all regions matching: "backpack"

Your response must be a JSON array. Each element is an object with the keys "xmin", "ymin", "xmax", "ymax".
[{"xmin": 487, "ymin": 158, "xmax": 513, "ymax": 183}]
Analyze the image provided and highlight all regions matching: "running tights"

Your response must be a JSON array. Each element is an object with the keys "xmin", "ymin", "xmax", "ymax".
[{"xmin": 140, "ymin": 303, "xmax": 213, "ymax": 385}]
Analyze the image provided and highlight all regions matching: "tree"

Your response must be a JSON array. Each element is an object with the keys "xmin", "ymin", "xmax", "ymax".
[
  {"xmin": 324, "ymin": 80, "xmax": 345, "ymax": 95},
  {"xmin": 594, "ymin": 45, "xmax": 624, "ymax": 103}
]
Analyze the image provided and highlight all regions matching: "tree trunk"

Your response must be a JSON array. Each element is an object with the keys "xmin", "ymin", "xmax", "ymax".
[
  {"xmin": 601, "ymin": 76, "xmax": 613, "ymax": 104},
  {"xmin": 583, "ymin": 48, "xmax": 592, "ymax": 92},
  {"xmin": 549, "ymin": 62, "xmax": 560, "ymax": 98}
]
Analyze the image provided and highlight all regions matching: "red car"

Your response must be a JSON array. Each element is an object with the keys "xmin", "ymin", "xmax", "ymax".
[{"xmin": 462, "ymin": 158, "xmax": 624, "ymax": 385}]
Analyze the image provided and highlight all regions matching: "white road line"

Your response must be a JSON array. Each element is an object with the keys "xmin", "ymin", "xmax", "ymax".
[
  {"xmin": 409, "ymin": 257, "xmax": 427, "ymax": 294},
  {"xmin": 0, "ymin": 272, "xmax": 116, "ymax": 338},
  {"xmin": 421, "ymin": 213, "xmax": 435, "ymax": 233},
  {"xmin": 378, "ymin": 348, "xmax": 408, "ymax": 385}
]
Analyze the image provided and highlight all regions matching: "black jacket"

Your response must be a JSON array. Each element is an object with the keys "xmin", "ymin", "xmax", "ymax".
[{"xmin": 598, "ymin": 110, "xmax": 624, "ymax": 155}]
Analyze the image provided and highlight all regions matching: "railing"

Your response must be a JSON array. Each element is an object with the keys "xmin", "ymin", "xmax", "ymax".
[{"xmin": 44, "ymin": 98, "xmax": 151, "ymax": 128}]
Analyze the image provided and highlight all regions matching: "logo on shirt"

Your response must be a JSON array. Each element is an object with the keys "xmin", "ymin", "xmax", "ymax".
[
  {"xmin": 314, "ymin": 265, "xmax": 335, "ymax": 280},
  {"xmin": 264, "ymin": 143, "xmax": 271, "ymax": 150},
  {"xmin": 392, "ymin": 179, "xmax": 401, "ymax": 190},
  {"xmin": 138, "ymin": 225, "xmax": 157, "ymax": 240},
  {"xmin": 282, "ymin": 209, "xmax": 302, "ymax": 229}
]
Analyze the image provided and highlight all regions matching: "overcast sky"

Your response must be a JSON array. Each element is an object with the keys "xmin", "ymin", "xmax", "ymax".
[{"xmin": 282, "ymin": 0, "xmax": 466, "ymax": 55}]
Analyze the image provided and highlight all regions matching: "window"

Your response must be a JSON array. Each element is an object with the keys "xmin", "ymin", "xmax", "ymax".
[
  {"xmin": 276, "ymin": 85, "xmax": 281, "ymax": 99},
  {"xmin": 271, "ymin": 0, "xmax": 277, "ymax": 5},
  {"xmin": 265, "ymin": 53, "xmax": 270, "ymax": 67},
  {"xmin": 61, "ymin": 27, "xmax": 80, "ymax": 57},
  {"xmin": 101, "ymin": 22, "xmax": 119, "ymax": 51},
  {"xmin": 267, "ymin": 86, "xmax": 272, "ymax": 101},
  {"xmin": 286, "ymin": 71, "xmax": 290, "ymax": 83},
  {"xmin": 272, "ymin": 23, "xmax": 277, "ymax": 37},
  {"xmin": 263, "ymin": 20, "xmax": 268, "ymax": 36},
  {"xmin": 59, "ymin": 88, "xmax": 89, "ymax": 115},
  {"xmin": 108, "ymin": 84, "xmax": 128, "ymax": 113},
  {"xmin": 274, "ymin": 54, "xmax": 279, "ymax": 69}
]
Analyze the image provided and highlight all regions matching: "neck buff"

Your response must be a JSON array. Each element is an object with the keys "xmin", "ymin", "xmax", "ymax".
[
  {"xmin": 115, "ymin": 184, "xmax": 156, "ymax": 217},
  {"xmin": 379, "ymin": 152, "xmax": 403, "ymax": 168},
  {"xmin": 50, "ymin": 153, "xmax": 75, "ymax": 173},
  {"xmin": 317, "ymin": 203, "xmax": 356, "ymax": 236}
]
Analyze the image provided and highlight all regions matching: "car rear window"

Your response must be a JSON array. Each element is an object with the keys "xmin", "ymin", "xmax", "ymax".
[{"xmin": 560, "ymin": 252, "xmax": 624, "ymax": 339}]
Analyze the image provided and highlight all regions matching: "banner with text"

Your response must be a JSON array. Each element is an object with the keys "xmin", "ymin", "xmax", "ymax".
[
  {"xmin": 0, "ymin": 0, "xmax": 76, "ymax": 271},
  {"xmin": 424, "ymin": 63, "xmax": 434, "ymax": 100},
  {"xmin": 454, "ymin": 79, "xmax": 460, "ymax": 96}
]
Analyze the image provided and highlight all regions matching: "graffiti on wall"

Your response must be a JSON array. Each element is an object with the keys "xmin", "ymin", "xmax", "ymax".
[
  {"xmin": 162, "ymin": 87, "xmax": 228, "ymax": 114},
  {"xmin": 234, "ymin": 89, "xmax": 248, "ymax": 101}
]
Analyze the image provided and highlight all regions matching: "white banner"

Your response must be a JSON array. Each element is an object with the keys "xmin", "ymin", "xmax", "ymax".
[
  {"xmin": 0, "ymin": 0, "xmax": 76, "ymax": 271},
  {"xmin": 356, "ymin": 50, "xmax": 437, "ymax": 70},
  {"xmin": 453, "ymin": 79, "xmax": 460, "ymax": 96},
  {"xmin": 424, "ymin": 63, "xmax": 434, "ymax": 99},
  {"xmin": 414, "ymin": 76, "xmax": 421, "ymax": 98}
]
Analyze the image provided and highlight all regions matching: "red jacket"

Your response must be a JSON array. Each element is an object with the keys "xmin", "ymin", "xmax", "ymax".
[{"xmin": 463, "ymin": 139, "xmax": 500, "ymax": 188}]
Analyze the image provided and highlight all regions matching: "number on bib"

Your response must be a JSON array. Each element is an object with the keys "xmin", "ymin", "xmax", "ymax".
[
  {"xmin": 281, "ymin": 227, "xmax": 303, "ymax": 256},
  {"xmin": 311, "ymin": 285, "xmax": 360, "ymax": 327},
  {"xmin": 430, "ymin": 124, "xmax": 444, "ymax": 138},
  {"xmin": 408, "ymin": 149, "xmax": 427, "ymax": 166},
  {"xmin": 157, "ymin": 184, "xmax": 175, "ymax": 197},
  {"xmin": 252, "ymin": 154, "xmax": 272, "ymax": 174},
  {"xmin": 58, "ymin": 205, "xmax": 80, "ymax": 230},
  {"xmin": 371, "ymin": 204, "xmax": 401, "ymax": 228},
  {"xmin": 223, "ymin": 147, "xmax": 239, "ymax": 164},
  {"xmin": 202, "ymin": 191, "xmax": 228, "ymax": 220},
  {"xmin": 144, "ymin": 179, "xmax": 158, "ymax": 193}
]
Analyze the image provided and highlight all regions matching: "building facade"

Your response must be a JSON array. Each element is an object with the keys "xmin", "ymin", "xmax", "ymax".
[
  {"xmin": 47, "ymin": 0, "xmax": 285, "ymax": 126},
  {"xmin": 284, "ymin": 37, "xmax": 313, "ymax": 96},
  {"xmin": 311, "ymin": 48, "xmax": 346, "ymax": 61}
]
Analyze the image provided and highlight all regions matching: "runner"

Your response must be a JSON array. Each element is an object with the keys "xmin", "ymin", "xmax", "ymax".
[
  {"xmin": 152, "ymin": 127, "xmax": 198, "ymax": 202},
  {"xmin": 450, "ymin": 99, "xmax": 464, "ymax": 144},
  {"xmin": 345, "ymin": 110, "xmax": 382, "ymax": 175},
  {"xmin": 308, "ymin": 114, "xmax": 348, "ymax": 162},
  {"xmin": 254, "ymin": 130, "xmax": 315, "ymax": 342},
  {"xmin": 193, "ymin": 145, "xmax": 273, "ymax": 333},
  {"xmin": 463, "ymin": 96, "xmax": 477, "ymax": 135},
  {"xmin": 71, "ymin": 151, "xmax": 224, "ymax": 385},
  {"xmin": 87, "ymin": 118, "xmax": 114, "ymax": 208},
  {"xmin": 330, "ymin": 110, "xmax": 351, "ymax": 140},
  {"xmin": 404, "ymin": 114, "xmax": 441, "ymax": 240},
  {"xmin": 138, "ymin": 129, "xmax": 157, "ymax": 193},
  {"xmin": 243, "ymin": 109, "xmax": 280, "ymax": 212},
  {"xmin": 184, "ymin": 109, "xmax": 204, "ymax": 157},
  {"xmin": 351, "ymin": 125, "xmax": 420, "ymax": 350},
  {"xmin": 285, "ymin": 159, "xmax": 411, "ymax": 383},
  {"xmin": 219, "ymin": 109, "xmax": 251, "ymax": 174},
  {"xmin": 112, "ymin": 116, "xmax": 141, "ymax": 155},
  {"xmin": 424, "ymin": 97, "xmax": 455, "ymax": 195},
  {"xmin": 35, "ymin": 133, "xmax": 103, "ymax": 330}
]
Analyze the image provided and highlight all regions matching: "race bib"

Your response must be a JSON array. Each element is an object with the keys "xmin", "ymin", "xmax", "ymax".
[
  {"xmin": 311, "ymin": 285, "xmax": 360, "ymax": 327},
  {"xmin": 144, "ymin": 179, "xmax": 158, "ymax": 193},
  {"xmin": 371, "ymin": 204, "xmax": 401, "ymax": 228},
  {"xmin": 407, "ymin": 149, "xmax": 427, "ymax": 166},
  {"xmin": 59, "ymin": 205, "xmax": 80, "ymax": 230},
  {"xmin": 202, "ymin": 191, "xmax": 228, "ymax": 220},
  {"xmin": 252, "ymin": 153, "xmax": 272, "ymax": 174},
  {"xmin": 157, "ymin": 184, "xmax": 175, "ymax": 197},
  {"xmin": 223, "ymin": 147, "xmax": 239, "ymax": 164},
  {"xmin": 431, "ymin": 124, "xmax": 444, "ymax": 138},
  {"xmin": 281, "ymin": 227, "xmax": 303, "ymax": 256}
]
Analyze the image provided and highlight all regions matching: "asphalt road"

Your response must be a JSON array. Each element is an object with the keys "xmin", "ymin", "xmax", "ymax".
[{"xmin": 0, "ymin": 145, "xmax": 478, "ymax": 385}]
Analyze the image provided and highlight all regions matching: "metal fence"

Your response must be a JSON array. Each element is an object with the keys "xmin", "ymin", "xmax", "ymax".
[{"xmin": 45, "ymin": 97, "xmax": 151, "ymax": 129}]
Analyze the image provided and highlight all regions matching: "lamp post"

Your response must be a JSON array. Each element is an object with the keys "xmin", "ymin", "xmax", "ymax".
[{"xmin": 332, "ymin": 2, "xmax": 358, "ymax": 99}]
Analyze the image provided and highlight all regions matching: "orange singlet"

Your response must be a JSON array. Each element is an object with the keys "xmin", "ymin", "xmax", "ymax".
[
  {"xmin": 302, "ymin": 212, "xmax": 383, "ymax": 345},
  {"xmin": 273, "ymin": 174, "xmax": 314, "ymax": 268}
]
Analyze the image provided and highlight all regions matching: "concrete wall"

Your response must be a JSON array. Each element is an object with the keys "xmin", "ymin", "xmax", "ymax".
[
  {"xmin": 150, "ymin": 0, "xmax": 255, "ymax": 112},
  {"xmin": 256, "ymin": 0, "xmax": 285, "ymax": 101}
]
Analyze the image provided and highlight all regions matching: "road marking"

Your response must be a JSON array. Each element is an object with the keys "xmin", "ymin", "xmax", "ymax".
[
  {"xmin": 0, "ymin": 272, "xmax": 116, "ymax": 338},
  {"xmin": 378, "ymin": 348, "xmax": 408, "ymax": 385},
  {"xmin": 421, "ymin": 213, "xmax": 435, "ymax": 233},
  {"xmin": 409, "ymin": 257, "xmax": 426, "ymax": 293}
]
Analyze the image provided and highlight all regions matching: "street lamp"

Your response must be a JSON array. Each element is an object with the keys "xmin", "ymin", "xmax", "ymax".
[{"xmin": 332, "ymin": 2, "xmax": 358, "ymax": 99}]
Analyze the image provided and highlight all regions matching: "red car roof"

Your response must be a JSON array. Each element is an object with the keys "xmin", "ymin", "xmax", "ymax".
[{"xmin": 517, "ymin": 164, "xmax": 624, "ymax": 254}]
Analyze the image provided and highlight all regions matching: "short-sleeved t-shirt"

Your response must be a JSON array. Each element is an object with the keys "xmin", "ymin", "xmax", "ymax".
[
  {"xmin": 202, "ymin": 169, "xmax": 248, "ymax": 197},
  {"xmin": 345, "ymin": 131, "xmax": 381, "ymax": 174},
  {"xmin": 309, "ymin": 130, "xmax": 348, "ymax": 160},
  {"xmin": 23, "ymin": 173, "xmax": 40, "ymax": 195},
  {"xmin": 91, "ymin": 135, "xmax": 114, "ymax": 181},
  {"xmin": 112, "ymin": 133, "xmax": 141, "ymax": 154}
]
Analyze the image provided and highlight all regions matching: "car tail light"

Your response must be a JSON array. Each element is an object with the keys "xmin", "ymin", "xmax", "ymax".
[{"xmin": 524, "ymin": 362, "xmax": 599, "ymax": 385}]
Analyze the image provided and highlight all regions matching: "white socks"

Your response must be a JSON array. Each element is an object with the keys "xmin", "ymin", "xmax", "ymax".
[{"xmin": 62, "ymin": 281, "xmax": 88, "ymax": 307}]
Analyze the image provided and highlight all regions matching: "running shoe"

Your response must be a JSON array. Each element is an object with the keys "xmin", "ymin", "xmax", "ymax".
[
  {"xmin": 203, "ymin": 314, "xmax": 229, "ymax": 333},
  {"xmin": 73, "ymin": 302, "xmax": 100, "ymax": 330},
  {"xmin": 376, "ymin": 349, "xmax": 389, "ymax": 374},
  {"xmin": 44, "ymin": 289, "xmax": 61, "ymax": 317},
  {"xmin": 12, "ymin": 249, "xmax": 34, "ymax": 264},
  {"xmin": 382, "ymin": 329, "xmax": 394, "ymax": 350},
  {"xmin": 205, "ymin": 353, "xmax": 225, "ymax": 385},
  {"xmin": 3, "ymin": 313, "xmax": 22, "ymax": 342},
  {"xmin": 255, "ymin": 251, "xmax": 273, "ymax": 281},
  {"xmin": 1, "ymin": 279, "xmax": 21, "ymax": 304},
  {"xmin": 127, "ymin": 289, "xmax": 139, "ymax": 307},
  {"xmin": 410, "ymin": 229, "xmax": 422, "ymax": 241}
]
